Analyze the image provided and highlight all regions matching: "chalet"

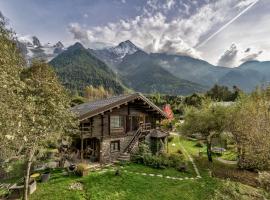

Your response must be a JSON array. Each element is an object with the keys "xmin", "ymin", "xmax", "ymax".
[{"xmin": 71, "ymin": 93, "xmax": 169, "ymax": 164}]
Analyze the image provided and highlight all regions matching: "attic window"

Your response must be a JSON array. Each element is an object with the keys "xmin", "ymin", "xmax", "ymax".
[{"xmin": 110, "ymin": 116, "xmax": 124, "ymax": 129}]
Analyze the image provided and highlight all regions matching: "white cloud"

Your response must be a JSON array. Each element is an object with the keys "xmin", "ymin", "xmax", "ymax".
[
  {"xmin": 241, "ymin": 50, "xmax": 263, "ymax": 63},
  {"xmin": 217, "ymin": 44, "xmax": 238, "ymax": 67},
  {"xmin": 217, "ymin": 44, "xmax": 264, "ymax": 67},
  {"xmin": 67, "ymin": 0, "xmax": 261, "ymax": 59}
]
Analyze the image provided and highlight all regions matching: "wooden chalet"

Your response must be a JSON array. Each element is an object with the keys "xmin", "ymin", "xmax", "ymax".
[{"xmin": 71, "ymin": 93, "xmax": 169, "ymax": 163}]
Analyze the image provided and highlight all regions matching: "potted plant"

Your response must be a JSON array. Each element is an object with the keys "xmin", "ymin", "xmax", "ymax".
[
  {"xmin": 41, "ymin": 169, "xmax": 51, "ymax": 182},
  {"xmin": 9, "ymin": 178, "xmax": 37, "ymax": 198},
  {"xmin": 76, "ymin": 163, "xmax": 89, "ymax": 177}
]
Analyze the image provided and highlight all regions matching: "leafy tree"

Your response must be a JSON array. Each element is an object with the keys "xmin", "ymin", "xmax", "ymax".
[
  {"xmin": 181, "ymin": 101, "xmax": 229, "ymax": 162},
  {"xmin": 20, "ymin": 61, "xmax": 78, "ymax": 200},
  {"xmin": 0, "ymin": 12, "xmax": 25, "ymax": 162},
  {"xmin": 184, "ymin": 93, "xmax": 204, "ymax": 108},
  {"xmin": 84, "ymin": 85, "xmax": 113, "ymax": 101},
  {"xmin": 206, "ymin": 84, "xmax": 241, "ymax": 102},
  {"xmin": 228, "ymin": 89, "xmax": 270, "ymax": 170}
]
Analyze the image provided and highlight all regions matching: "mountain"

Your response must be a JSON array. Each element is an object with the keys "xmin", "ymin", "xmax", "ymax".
[
  {"xmin": 117, "ymin": 51, "xmax": 230, "ymax": 88},
  {"xmin": 17, "ymin": 36, "xmax": 65, "ymax": 63},
  {"xmin": 49, "ymin": 42, "xmax": 126, "ymax": 95},
  {"xmin": 217, "ymin": 61, "xmax": 270, "ymax": 92},
  {"xmin": 120, "ymin": 59, "xmax": 207, "ymax": 95},
  {"xmin": 89, "ymin": 40, "xmax": 140, "ymax": 70}
]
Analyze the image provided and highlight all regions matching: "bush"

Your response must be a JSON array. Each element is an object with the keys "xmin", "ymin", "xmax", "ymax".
[
  {"xmin": 167, "ymin": 135, "xmax": 174, "ymax": 143},
  {"xmin": 176, "ymin": 149, "xmax": 183, "ymax": 155},
  {"xmin": 76, "ymin": 163, "xmax": 89, "ymax": 176},
  {"xmin": 258, "ymin": 171, "xmax": 270, "ymax": 192},
  {"xmin": 194, "ymin": 141, "xmax": 204, "ymax": 148},
  {"xmin": 177, "ymin": 163, "xmax": 188, "ymax": 172}
]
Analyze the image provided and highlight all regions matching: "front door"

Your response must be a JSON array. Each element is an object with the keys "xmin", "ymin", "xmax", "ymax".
[{"xmin": 84, "ymin": 138, "xmax": 100, "ymax": 162}]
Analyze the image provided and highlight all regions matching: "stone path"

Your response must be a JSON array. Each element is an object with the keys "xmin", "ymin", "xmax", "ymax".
[
  {"xmin": 0, "ymin": 183, "xmax": 12, "ymax": 189},
  {"xmin": 216, "ymin": 157, "xmax": 237, "ymax": 165},
  {"xmin": 95, "ymin": 167, "xmax": 201, "ymax": 181}
]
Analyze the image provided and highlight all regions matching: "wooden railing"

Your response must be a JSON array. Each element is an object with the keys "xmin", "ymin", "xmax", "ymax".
[
  {"xmin": 140, "ymin": 123, "xmax": 152, "ymax": 132},
  {"xmin": 123, "ymin": 127, "xmax": 142, "ymax": 153}
]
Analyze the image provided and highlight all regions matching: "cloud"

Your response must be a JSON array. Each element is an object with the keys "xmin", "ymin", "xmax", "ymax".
[
  {"xmin": 67, "ymin": 0, "xmax": 260, "ymax": 59},
  {"xmin": 217, "ymin": 44, "xmax": 238, "ymax": 67},
  {"xmin": 217, "ymin": 44, "xmax": 264, "ymax": 67},
  {"xmin": 68, "ymin": 23, "xmax": 89, "ymax": 45},
  {"xmin": 241, "ymin": 50, "xmax": 263, "ymax": 63},
  {"xmin": 83, "ymin": 13, "xmax": 88, "ymax": 18}
]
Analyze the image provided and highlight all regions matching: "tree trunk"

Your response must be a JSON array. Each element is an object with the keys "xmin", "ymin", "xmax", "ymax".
[
  {"xmin": 23, "ymin": 150, "xmax": 35, "ymax": 200},
  {"xmin": 206, "ymin": 138, "xmax": 213, "ymax": 162},
  {"xmin": 80, "ymin": 132, "xmax": 84, "ymax": 161}
]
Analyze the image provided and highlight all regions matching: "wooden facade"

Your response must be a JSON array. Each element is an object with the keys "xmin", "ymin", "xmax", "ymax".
[{"xmin": 71, "ymin": 93, "xmax": 168, "ymax": 163}]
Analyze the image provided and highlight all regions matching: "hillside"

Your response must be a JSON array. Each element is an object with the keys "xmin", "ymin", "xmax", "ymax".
[
  {"xmin": 120, "ymin": 59, "xmax": 207, "ymax": 95},
  {"xmin": 49, "ymin": 42, "xmax": 125, "ymax": 95}
]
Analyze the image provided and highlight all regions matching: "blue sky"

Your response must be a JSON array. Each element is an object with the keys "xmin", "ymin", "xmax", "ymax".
[{"xmin": 0, "ymin": 0, "xmax": 269, "ymax": 67}]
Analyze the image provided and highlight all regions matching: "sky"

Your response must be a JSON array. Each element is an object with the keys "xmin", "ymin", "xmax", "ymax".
[{"xmin": 0, "ymin": 0, "xmax": 269, "ymax": 67}]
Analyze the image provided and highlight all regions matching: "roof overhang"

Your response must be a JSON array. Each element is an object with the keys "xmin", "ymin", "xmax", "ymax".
[{"xmin": 74, "ymin": 93, "xmax": 168, "ymax": 121}]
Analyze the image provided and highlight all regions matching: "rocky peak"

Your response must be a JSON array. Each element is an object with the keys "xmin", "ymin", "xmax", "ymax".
[{"xmin": 32, "ymin": 36, "xmax": 41, "ymax": 47}]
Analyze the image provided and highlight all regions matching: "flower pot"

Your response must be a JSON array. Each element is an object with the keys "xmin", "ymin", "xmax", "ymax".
[
  {"xmin": 41, "ymin": 172, "xmax": 51, "ymax": 182},
  {"xmin": 9, "ymin": 179, "xmax": 37, "ymax": 199}
]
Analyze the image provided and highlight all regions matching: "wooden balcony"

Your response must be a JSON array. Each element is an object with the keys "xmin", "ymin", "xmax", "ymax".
[{"xmin": 140, "ymin": 122, "xmax": 152, "ymax": 132}]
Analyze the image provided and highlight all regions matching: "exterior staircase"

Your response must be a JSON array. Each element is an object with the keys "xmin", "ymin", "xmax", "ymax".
[
  {"xmin": 117, "ymin": 152, "xmax": 131, "ymax": 162},
  {"xmin": 123, "ymin": 127, "xmax": 142, "ymax": 153},
  {"xmin": 117, "ymin": 123, "xmax": 152, "ymax": 162}
]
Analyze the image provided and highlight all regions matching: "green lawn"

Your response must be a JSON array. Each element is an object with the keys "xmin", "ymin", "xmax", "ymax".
[
  {"xmin": 2, "ymin": 135, "xmax": 267, "ymax": 200},
  {"xmin": 168, "ymin": 135, "xmax": 204, "ymax": 157},
  {"xmin": 30, "ymin": 167, "xmax": 221, "ymax": 200}
]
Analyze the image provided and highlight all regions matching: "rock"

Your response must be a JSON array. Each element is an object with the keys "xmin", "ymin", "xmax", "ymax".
[
  {"xmin": 47, "ymin": 161, "xmax": 58, "ymax": 169},
  {"xmin": 69, "ymin": 182, "xmax": 83, "ymax": 191}
]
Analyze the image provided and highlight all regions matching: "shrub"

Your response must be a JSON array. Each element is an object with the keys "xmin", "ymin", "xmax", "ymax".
[
  {"xmin": 167, "ymin": 135, "xmax": 174, "ymax": 143},
  {"xmin": 258, "ymin": 171, "xmax": 270, "ymax": 192},
  {"xmin": 76, "ymin": 163, "xmax": 89, "ymax": 176},
  {"xmin": 194, "ymin": 141, "xmax": 204, "ymax": 148},
  {"xmin": 167, "ymin": 153, "xmax": 184, "ymax": 168},
  {"xmin": 176, "ymin": 149, "xmax": 183, "ymax": 155},
  {"xmin": 177, "ymin": 163, "xmax": 188, "ymax": 172}
]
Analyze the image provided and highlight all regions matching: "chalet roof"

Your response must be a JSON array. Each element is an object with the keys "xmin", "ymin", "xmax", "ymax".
[
  {"xmin": 150, "ymin": 129, "xmax": 169, "ymax": 138},
  {"xmin": 71, "ymin": 93, "xmax": 168, "ymax": 121}
]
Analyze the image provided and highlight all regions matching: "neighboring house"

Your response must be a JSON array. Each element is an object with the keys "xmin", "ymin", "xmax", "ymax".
[{"xmin": 71, "ymin": 93, "xmax": 168, "ymax": 164}]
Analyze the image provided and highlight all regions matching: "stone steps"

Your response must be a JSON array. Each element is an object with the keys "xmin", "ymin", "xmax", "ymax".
[{"xmin": 117, "ymin": 153, "xmax": 131, "ymax": 162}]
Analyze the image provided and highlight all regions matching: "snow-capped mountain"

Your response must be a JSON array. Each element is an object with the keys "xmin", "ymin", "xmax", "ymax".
[
  {"xmin": 108, "ymin": 40, "xmax": 139, "ymax": 59},
  {"xmin": 17, "ymin": 35, "xmax": 65, "ymax": 63},
  {"xmin": 89, "ymin": 40, "xmax": 140, "ymax": 70}
]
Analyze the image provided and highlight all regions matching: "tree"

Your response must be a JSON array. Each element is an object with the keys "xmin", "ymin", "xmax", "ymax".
[
  {"xmin": 206, "ymin": 84, "xmax": 241, "ymax": 102},
  {"xmin": 228, "ymin": 90, "xmax": 270, "ymax": 170},
  {"xmin": 181, "ymin": 101, "xmax": 229, "ymax": 162},
  {"xmin": 183, "ymin": 93, "xmax": 204, "ymax": 108},
  {"xmin": 0, "ymin": 12, "xmax": 25, "ymax": 162},
  {"xmin": 20, "ymin": 61, "xmax": 77, "ymax": 200},
  {"xmin": 84, "ymin": 85, "xmax": 113, "ymax": 101}
]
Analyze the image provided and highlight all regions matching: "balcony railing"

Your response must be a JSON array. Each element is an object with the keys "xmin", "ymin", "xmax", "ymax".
[{"xmin": 140, "ymin": 123, "xmax": 152, "ymax": 131}]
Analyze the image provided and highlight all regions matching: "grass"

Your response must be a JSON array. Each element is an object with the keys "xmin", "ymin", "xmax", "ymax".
[
  {"xmin": 168, "ymin": 135, "xmax": 204, "ymax": 157},
  {"xmin": 30, "ymin": 167, "xmax": 222, "ymax": 200},
  {"xmin": 220, "ymin": 150, "xmax": 237, "ymax": 161},
  {"xmin": 122, "ymin": 163, "xmax": 195, "ymax": 178},
  {"xmin": 4, "ymin": 135, "xmax": 268, "ymax": 200}
]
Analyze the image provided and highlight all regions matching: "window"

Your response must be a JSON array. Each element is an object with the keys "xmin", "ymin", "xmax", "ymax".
[
  {"xmin": 110, "ymin": 140, "xmax": 120, "ymax": 152},
  {"xmin": 110, "ymin": 116, "xmax": 124, "ymax": 129}
]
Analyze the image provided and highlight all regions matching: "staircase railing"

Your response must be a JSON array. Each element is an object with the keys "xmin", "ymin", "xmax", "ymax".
[{"xmin": 123, "ymin": 127, "xmax": 142, "ymax": 153}]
